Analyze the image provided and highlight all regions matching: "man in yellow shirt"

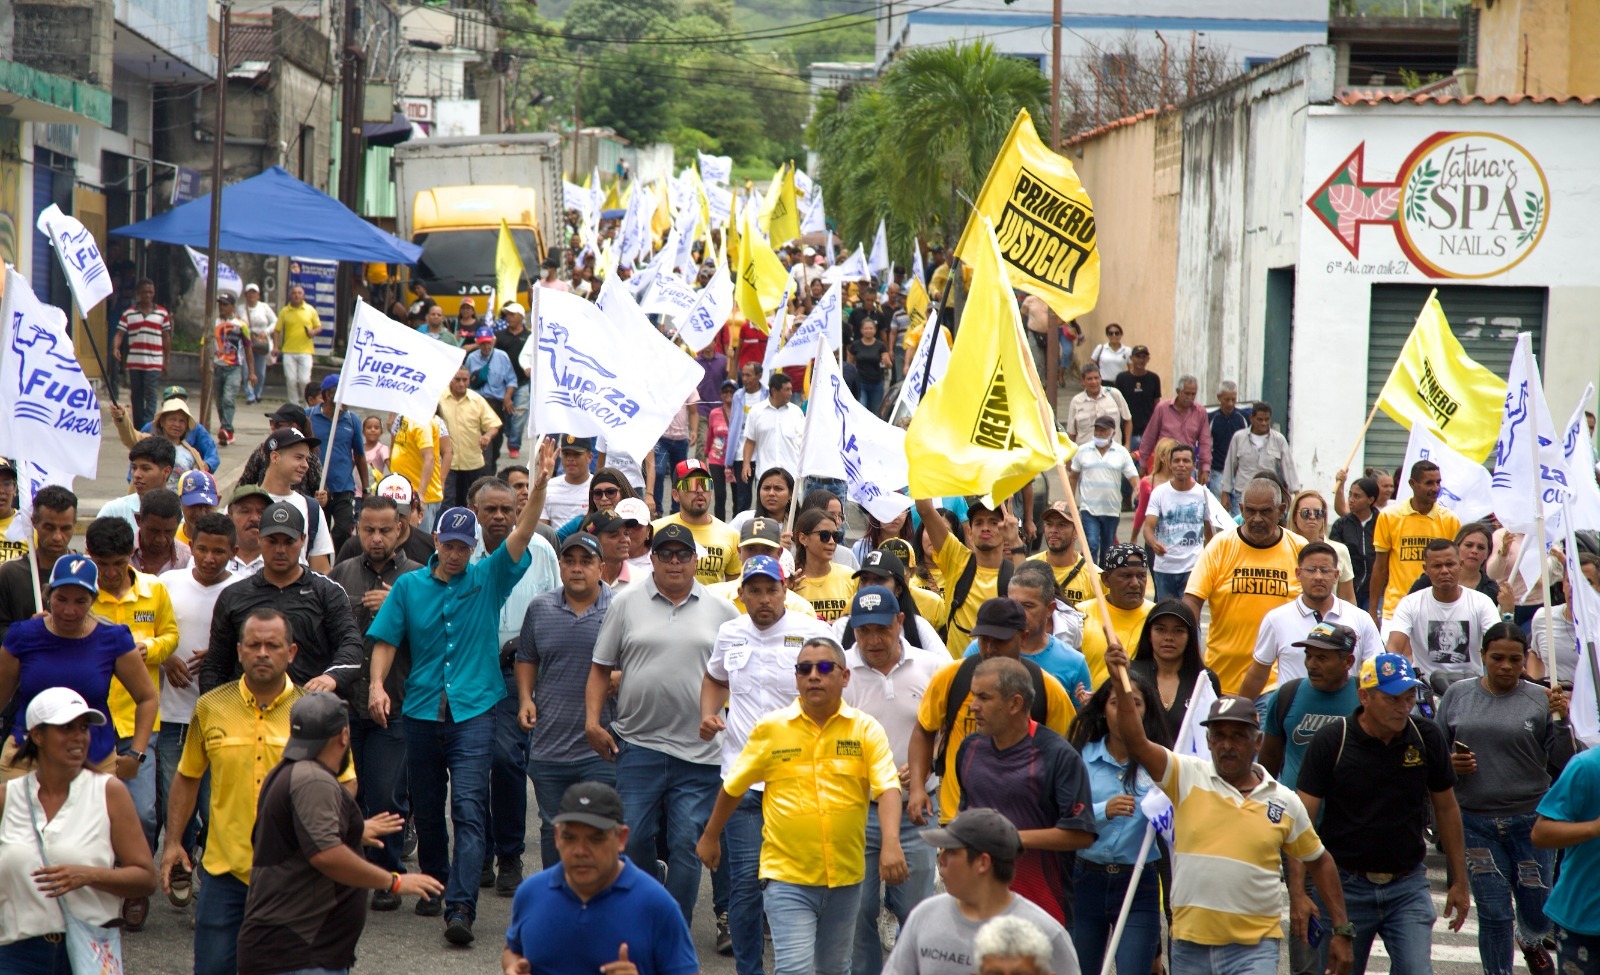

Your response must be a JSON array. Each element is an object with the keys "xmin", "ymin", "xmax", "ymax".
[
  {"xmin": 1184, "ymin": 478, "xmax": 1305, "ymax": 695},
  {"xmin": 161, "ymin": 607, "xmax": 356, "ymax": 975},
  {"xmin": 697, "ymin": 636, "xmax": 905, "ymax": 975},
  {"xmin": 389, "ymin": 412, "xmax": 446, "ymax": 530},
  {"xmin": 916, "ymin": 496, "xmax": 1009, "ymax": 657},
  {"xmin": 1370, "ymin": 460, "xmax": 1459, "ymax": 621},
  {"xmin": 274, "ymin": 284, "xmax": 321, "ymax": 407},
  {"xmin": 653, "ymin": 459, "xmax": 741, "ymax": 584},
  {"xmin": 438, "ymin": 366, "xmax": 502, "ymax": 509},
  {"xmin": 1076, "ymin": 544, "xmax": 1153, "ymax": 685},
  {"xmin": 1029, "ymin": 501, "xmax": 1101, "ymax": 605},
  {"xmin": 907, "ymin": 598, "xmax": 1075, "ymax": 824}
]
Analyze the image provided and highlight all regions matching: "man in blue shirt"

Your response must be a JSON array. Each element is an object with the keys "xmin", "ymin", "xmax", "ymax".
[
  {"xmin": 464, "ymin": 325, "xmax": 518, "ymax": 471},
  {"xmin": 310, "ymin": 374, "xmax": 368, "ymax": 552},
  {"xmin": 964, "ymin": 562, "xmax": 1093, "ymax": 705},
  {"xmin": 503, "ymin": 782, "xmax": 699, "ymax": 975},
  {"xmin": 368, "ymin": 438, "xmax": 554, "ymax": 946},
  {"xmin": 1533, "ymin": 747, "xmax": 1600, "ymax": 974},
  {"xmin": 1260, "ymin": 622, "xmax": 1360, "ymax": 790}
]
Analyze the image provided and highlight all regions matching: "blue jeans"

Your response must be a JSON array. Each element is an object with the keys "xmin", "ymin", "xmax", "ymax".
[
  {"xmin": 1313, "ymin": 864, "xmax": 1436, "ymax": 975},
  {"xmin": 654, "ymin": 437, "xmax": 690, "ymax": 513},
  {"xmin": 485, "ymin": 670, "xmax": 529, "ymax": 860},
  {"xmin": 1171, "ymin": 938, "xmax": 1278, "ymax": 975},
  {"xmin": 213, "ymin": 363, "xmax": 242, "ymax": 433},
  {"xmin": 351, "ymin": 712, "xmax": 408, "ymax": 873},
  {"xmin": 725, "ymin": 791, "xmax": 767, "ymax": 975},
  {"xmin": 249, "ymin": 344, "xmax": 271, "ymax": 401},
  {"xmin": 117, "ymin": 732, "xmax": 159, "ymax": 853},
  {"xmin": 128, "ymin": 369, "xmax": 161, "ymax": 431},
  {"xmin": 1557, "ymin": 927, "xmax": 1600, "ymax": 975},
  {"xmin": 853, "ymin": 802, "xmax": 938, "ymax": 975},
  {"xmin": 508, "ymin": 383, "xmax": 529, "ymax": 451},
  {"xmin": 804, "ymin": 476, "xmax": 848, "ymax": 501},
  {"xmin": 1154, "ymin": 570, "xmax": 1191, "ymax": 602},
  {"xmin": 614, "ymin": 740, "xmax": 720, "ymax": 923},
  {"xmin": 0, "ymin": 934, "xmax": 72, "ymax": 973},
  {"xmin": 1463, "ymin": 811, "xmax": 1554, "ymax": 974},
  {"xmin": 528, "ymin": 754, "xmax": 617, "ymax": 869},
  {"xmin": 858, "ymin": 381, "xmax": 884, "ymax": 416},
  {"xmin": 156, "ymin": 722, "xmax": 207, "ymax": 856},
  {"xmin": 765, "ymin": 881, "xmax": 862, "ymax": 975},
  {"xmin": 405, "ymin": 710, "xmax": 494, "ymax": 916},
  {"xmin": 194, "ymin": 869, "xmax": 250, "ymax": 975},
  {"xmin": 1074, "ymin": 861, "xmax": 1162, "ymax": 975},
  {"xmin": 1080, "ymin": 512, "xmax": 1120, "ymax": 565}
]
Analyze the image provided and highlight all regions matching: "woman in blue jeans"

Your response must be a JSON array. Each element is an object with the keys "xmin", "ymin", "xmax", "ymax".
[
  {"xmin": 1066, "ymin": 672, "xmax": 1174, "ymax": 975},
  {"xmin": 1436, "ymin": 623, "xmax": 1576, "ymax": 975}
]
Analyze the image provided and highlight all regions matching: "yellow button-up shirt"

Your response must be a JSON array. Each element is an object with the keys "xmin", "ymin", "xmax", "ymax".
[
  {"xmin": 177, "ymin": 677, "xmax": 355, "ymax": 884},
  {"xmin": 724, "ymin": 700, "xmax": 899, "ymax": 888},
  {"xmin": 94, "ymin": 569, "xmax": 178, "ymax": 736},
  {"xmin": 438, "ymin": 389, "xmax": 502, "ymax": 474}
]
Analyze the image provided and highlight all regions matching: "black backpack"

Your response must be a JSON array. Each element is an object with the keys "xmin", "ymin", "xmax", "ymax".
[
  {"xmin": 937, "ymin": 556, "xmax": 1014, "ymax": 642},
  {"xmin": 933, "ymin": 654, "xmax": 1049, "ymax": 772}
]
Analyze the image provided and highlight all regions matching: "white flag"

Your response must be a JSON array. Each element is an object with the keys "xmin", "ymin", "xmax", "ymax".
[
  {"xmin": 525, "ymin": 276, "xmax": 702, "ymax": 460},
  {"xmin": 0, "ymin": 268, "xmax": 101, "ymax": 479},
  {"xmin": 1492, "ymin": 333, "xmax": 1570, "ymax": 534},
  {"xmin": 35, "ymin": 205, "xmax": 112, "ymax": 312},
  {"xmin": 799, "ymin": 345, "xmax": 912, "ymax": 522},
  {"xmin": 1558, "ymin": 386, "xmax": 1600, "ymax": 531},
  {"xmin": 890, "ymin": 322, "xmax": 950, "ymax": 423},
  {"xmin": 643, "ymin": 275, "xmax": 698, "ymax": 319},
  {"xmin": 1173, "ymin": 675, "xmax": 1219, "ymax": 760},
  {"xmin": 563, "ymin": 181, "xmax": 592, "ymax": 219},
  {"xmin": 792, "ymin": 168, "xmax": 814, "ymax": 203},
  {"xmin": 697, "ymin": 151, "xmax": 732, "ymax": 187},
  {"xmin": 825, "ymin": 232, "xmax": 835, "ymax": 268},
  {"xmin": 822, "ymin": 245, "xmax": 871, "ymax": 284},
  {"xmin": 706, "ymin": 184, "xmax": 733, "ymax": 231},
  {"xmin": 674, "ymin": 264, "xmax": 734, "ymax": 354},
  {"xmin": 1562, "ymin": 514, "xmax": 1600, "ymax": 745},
  {"xmin": 1139, "ymin": 788, "xmax": 1175, "ymax": 845},
  {"xmin": 1393, "ymin": 424, "xmax": 1496, "ymax": 523},
  {"xmin": 911, "ymin": 236, "xmax": 926, "ymax": 286},
  {"xmin": 185, "ymin": 246, "xmax": 243, "ymax": 297},
  {"xmin": 868, "ymin": 219, "xmax": 889, "ymax": 276},
  {"xmin": 5, "ymin": 459, "xmax": 75, "ymax": 543},
  {"xmin": 771, "ymin": 281, "xmax": 842, "ymax": 369},
  {"xmin": 801, "ymin": 185, "xmax": 826, "ymax": 236},
  {"xmin": 337, "ymin": 300, "xmax": 466, "ymax": 423}
]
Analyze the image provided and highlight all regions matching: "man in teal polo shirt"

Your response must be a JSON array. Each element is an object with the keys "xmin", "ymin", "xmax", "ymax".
[{"xmin": 369, "ymin": 438, "xmax": 554, "ymax": 946}]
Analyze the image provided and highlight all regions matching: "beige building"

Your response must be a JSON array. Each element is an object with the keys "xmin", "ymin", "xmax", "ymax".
[{"xmin": 1473, "ymin": 0, "xmax": 1600, "ymax": 98}]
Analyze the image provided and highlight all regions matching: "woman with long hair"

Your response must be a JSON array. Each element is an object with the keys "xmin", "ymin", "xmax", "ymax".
[
  {"xmin": 852, "ymin": 507, "xmax": 914, "ymax": 565},
  {"xmin": 1330, "ymin": 476, "xmax": 1380, "ymax": 610},
  {"xmin": 1067, "ymin": 672, "xmax": 1173, "ymax": 975},
  {"xmin": 837, "ymin": 546, "xmax": 944, "ymax": 650},
  {"xmin": 554, "ymin": 468, "xmax": 635, "ymax": 542},
  {"xmin": 1131, "ymin": 437, "xmax": 1179, "ymax": 544},
  {"xmin": 1290, "ymin": 489, "xmax": 1356, "ymax": 604},
  {"xmin": 799, "ymin": 489, "xmax": 858, "ymax": 569},
  {"xmin": 731, "ymin": 467, "xmax": 795, "ymax": 536},
  {"xmin": 790, "ymin": 508, "xmax": 857, "ymax": 623},
  {"xmin": 912, "ymin": 508, "xmax": 964, "ymax": 594},
  {"xmin": 1127, "ymin": 599, "xmax": 1221, "ymax": 732}
]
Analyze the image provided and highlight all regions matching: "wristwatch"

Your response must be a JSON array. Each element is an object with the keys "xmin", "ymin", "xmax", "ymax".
[
  {"xmin": 126, "ymin": 749, "xmax": 148, "ymax": 764},
  {"xmin": 1331, "ymin": 923, "xmax": 1357, "ymax": 939}
]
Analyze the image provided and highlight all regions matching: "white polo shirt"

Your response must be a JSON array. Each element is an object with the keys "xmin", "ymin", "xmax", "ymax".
[
  {"xmin": 1250, "ymin": 596, "xmax": 1383, "ymax": 684},
  {"xmin": 742, "ymin": 399, "xmax": 804, "ymax": 479},
  {"xmin": 706, "ymin": 609, "xmax": 836, "ymax": 781},
  {"xmin": 842, "ymin": 641, "xmax": 948, "ymax": 769}
]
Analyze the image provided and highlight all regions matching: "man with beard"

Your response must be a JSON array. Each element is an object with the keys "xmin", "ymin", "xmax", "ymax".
[
  {"xmin": 916, "ymin": 497, "xmax": 1013, "ymax": 657},
  {"xmin": 654, "ymin": 459, "xmax": 742, "ymax": 584},
  {"xmin": 1027, "ymin": 502, "xmax": 1101, "ymax": 607}
]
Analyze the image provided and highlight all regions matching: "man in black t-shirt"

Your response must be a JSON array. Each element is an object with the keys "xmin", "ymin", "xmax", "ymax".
[
  {"xmin": 237, "ymin": 693, "xmax": 441, "ymax": 974},
  {"xmin": 1113, "ymin": 345, "xmax": 1162, "ymax": 450},
  {"xmin": 1292, "ymin": 653, "xmax": 1469, "ymax": 975}
]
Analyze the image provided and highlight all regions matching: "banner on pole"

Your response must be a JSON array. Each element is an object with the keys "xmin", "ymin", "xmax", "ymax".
[
  {"xmin": 36, "ymin": 205, "xmax": 112, "ymax": 312},
  {"xmin": 0, "ymin": 268, "xmax": 101, "ymax": 479},
  {"xmin": 337, "ymin": 300, "xmax": 465, "ymax": 422}
]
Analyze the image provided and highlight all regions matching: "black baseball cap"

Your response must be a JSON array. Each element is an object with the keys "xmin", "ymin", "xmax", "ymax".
[
  {"xmin": 740, "ymin": 517, "xmax": 783, "ymax": 551},
  {"xmin": 266, "ymin": 403, "xmax": 308, "ymax": 425},
  {"xmin": 265, "ymin": 427, "xmax": 321, "ymax": 453},
  {"xmin": 561, "ymin": 532, "xmax": 602, "ymax": 558},
  {"xmin": 1293, "ymin": 622, "xmax": 1359, "ymax": 655},
  {"xmin": 282, "ymin": 691, "xmax": 349, "ymax": 761},
  {"xmin": 585, "ymin": 510, "xmax": 627, "ymax": 534},
  {"xmin": 854, "ymin": 548, "xmax": 906, "ymax": 581},
  {"xmin": 552, "ymin": 781, "xmax": 625, "ymax": 830},
  {"xmin": 919, "ymin": 808, "xmax": 1021, "ymax": 861},
  {"xmin": 259, "ymin": 501, "xmax": 306, "ymax": 538},
  {"xmin": 651, "ymin": 523, "xmax": 697, "ymax": 552},
  {"xmin": 970, "ymin": 597, "xmax": 1027, "ymax": 639},
  {"xmin": 1200, "ymin": 695, "xmax": 1261, "ymax": 729}
]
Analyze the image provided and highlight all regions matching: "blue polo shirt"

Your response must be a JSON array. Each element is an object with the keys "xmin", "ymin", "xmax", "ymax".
[
  {"xmin": 367, "ymin": 541, "xmax": 530, "ymax": 722},
  {"xmin": 1537, "ymin": 749, "xmax": 1600, "ymax": 936},
  {"xmin": 309, "ymin": 406, "xmax": 364, "ymax": 494},
  {"xmin": 505, "ymin": 857, "xmax": 697, "ymax": 975},
  {"xmin": 963, "ymin": 635, "xmax": 1094, "ymax": 702}
]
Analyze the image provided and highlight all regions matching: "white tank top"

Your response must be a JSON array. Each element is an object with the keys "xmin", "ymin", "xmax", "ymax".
[{"xmin": 0, "ymin": 771, "xmax": 121, "ymax": 941}]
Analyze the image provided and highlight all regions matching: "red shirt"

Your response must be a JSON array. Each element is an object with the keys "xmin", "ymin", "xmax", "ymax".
[{"xmin": 118, "ymin": 304, "xmax": 171, "ymax": 371}]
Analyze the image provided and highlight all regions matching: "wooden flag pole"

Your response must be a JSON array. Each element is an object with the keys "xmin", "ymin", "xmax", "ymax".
[{"xmin": 1340, "ymin": 399, "xmax": 1384, "ymax": 478}]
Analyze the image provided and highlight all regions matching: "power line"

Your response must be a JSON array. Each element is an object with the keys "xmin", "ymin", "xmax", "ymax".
[{"xmin": 503, "ymin": 0, "xmax": 964, "ymax": 48}]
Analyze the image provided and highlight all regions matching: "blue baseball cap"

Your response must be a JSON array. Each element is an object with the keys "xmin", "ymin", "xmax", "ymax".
[
  {"xmin": 49, "ymin": 555, "xmax": 98, "ymax": 593},
  {"xmin": 434, "ymin": 506, "xmax": 479, "ymax": 546},
  {"xmin": 850, "ymin": 585, "xmax": 900, "ymax": 627},
  {"xmin": 178, "ymin": 470, "xmax": 219, "ymax": 506},
  {"xmin": 320, "ymin": 373, "xmax": 339, "ymax": 392},
  {"xmin": 474, "ymin": 325, "xmax": 496, "ymax": 342},
  {"xmin": 741, "ymin": 554, "xmax": 784, "ymax": 583},
  {"xmin": 1360, "ymin": 653, "xmax": 1424, "ymax": 696}
]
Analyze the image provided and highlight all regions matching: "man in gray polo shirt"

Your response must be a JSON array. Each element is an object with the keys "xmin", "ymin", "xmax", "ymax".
[{"xmin": 586, "ymin": 522, "xmax": 739, "ymax": 923}]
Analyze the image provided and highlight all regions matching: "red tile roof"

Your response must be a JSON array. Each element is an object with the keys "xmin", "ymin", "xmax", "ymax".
[
  {"xmin": 1063, "ymin": 107, "xmax": 1171, "ymax": 147},
  {"xmin": 1336, "ymin": 90, "xmax": 1600, "ymax": 106}
]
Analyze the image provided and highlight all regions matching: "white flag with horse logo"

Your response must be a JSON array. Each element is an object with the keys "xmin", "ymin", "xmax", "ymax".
[
  {"xmin": 36, "ymin": 205, "xmax": 112, "ymax": 312},
  {"xmin": 0, "ymin": 268, "xmax": 101, "ymax": 479},
  {"xmin": 336, "ymin": 299, "xmax": 465, "ymax": 422}
]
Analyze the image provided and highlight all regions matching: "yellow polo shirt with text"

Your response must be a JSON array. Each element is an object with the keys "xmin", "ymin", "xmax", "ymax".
[
  {"xmin": 1075, "ymin": 597, "xmax": 1153, "ymax": 686},
  {"xmin": 933, "ymin": 533, "xmax": 1001, "ymax": 658},
  {"xmin": 1185, "ymin": 529, "xmax": 1305, "ymax": 695},
  {"xmin": 94, "ymin": 569, "xmax": 178, "ymax": 736},
  {"xmin": 1373, "ymin": 499, "xmax": 1460, "ymax": 617},
  {"xmin": 724, "ymin": 700, "xmax": 900, "ymax": 887},
  {"xmin": 652, "ymin": 512, "xmax": 742, "ymax": 584},
  {"xmin": 177, "ymin": 677, "xmax": 356, "ymax": 884}
]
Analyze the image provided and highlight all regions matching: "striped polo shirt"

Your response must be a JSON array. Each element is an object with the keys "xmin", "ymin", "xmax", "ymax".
[
  {"xmin": 117, "ymin": 304, "xmax": 172, "ymax": 371},
  {"xmin": 1160, "ymin": 750, "xmax": 1324, "ymax": 947}
]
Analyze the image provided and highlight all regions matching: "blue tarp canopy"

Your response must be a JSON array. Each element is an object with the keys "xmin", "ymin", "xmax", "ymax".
[{"xmin": 112, "ymin": 165, "xmax": 421, "ymax": 265}]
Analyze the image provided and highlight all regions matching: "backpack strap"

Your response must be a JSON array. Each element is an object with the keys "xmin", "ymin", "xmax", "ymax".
[
  {"xmin": 935, "ymin": 655, "xmax": 1049, "ymax": 772},
  {"xmin": 1273, "ymin": 678, "xmax": 1304, "ymax": 736},
  {"xmin": 939, "ymin": 555, "xmax": 1015, "ymax": 641},
  {"xmin": 301, "ymin": 491, "xmax": 322, "ymax": 555}
]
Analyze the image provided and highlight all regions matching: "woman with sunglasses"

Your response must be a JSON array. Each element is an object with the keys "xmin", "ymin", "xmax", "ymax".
[
  {"xmin": 799, "ymin": 490, "xmax": 858, "ymax": 570},
  {"xmin": 553, "ymin": 468, "xmax": 633, "ymax": 543},
  {"xmin": 1090, "ymin": 323, "xmax": 1132, "ymax": 383},
  {"xmin": 791, "ymin": 509, "xmax": 857, "ymax": 623},
  {"xmin": 1290, "ymin": 490, "xmax": 1355, "ymax": 604}
]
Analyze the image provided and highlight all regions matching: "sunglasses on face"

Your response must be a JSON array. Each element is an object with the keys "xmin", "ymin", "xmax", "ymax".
[
  {"xmin": 593, "ymin": 486, "xmax": 621, "ymax": 500},
  {"xmin": 809, "ymin": 529, "xmax": 845, "ymax": 544},
  {"xmin": 1297, "ymin": 508, "xmax": 1326, "ymax": 520},
  {"xmin": 678, "ymin": 478, "xmax": 712, "ymax": 492},
  {"xmin": 794, "ymin": 661, "xmax": 840, "ymax": 676},
  {"xmin": 654, "ymin": 547, "xmax": 697, "ymax": 564}
]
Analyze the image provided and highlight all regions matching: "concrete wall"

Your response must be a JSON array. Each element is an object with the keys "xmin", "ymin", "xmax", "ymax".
[
  {"xmin": 1475, "ymin": 0, "xmax": 1600, "ymax": 98},
  {"xmin": 1172, "ymin": 47, "xmax": 1334, "ymax": 403},
  {"xmin": 1066, "ymin": 110, "xmax": 1181, "ymax": 379}
]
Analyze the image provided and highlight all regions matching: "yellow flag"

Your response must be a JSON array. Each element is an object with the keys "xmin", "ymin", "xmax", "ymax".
[
  {"xmin": 600, "ymin": 180, "xmax": 620, "ymax": 212},
  {"xmin": 900, "ymin": 276, "xmax": 931, "ymax": 351},
  {"xmin": 495, "ymin": 218, "xmax": 524, "ymax": 313},
  {"xmin": 954, "ymin": 109, "xmax": 1100, "ymax": 323},
  {"xmin": 1375, "ymin": 290, "xmax": 1507, "ymax": 462},
  {"xmin": 905, "ymin": 215, "xmax": 1058, "ymax": 501},
  {"xmin": 735, "ymin": 204, "xmax": 788, "ymax": 335},
  {"xmin": 768, "ymin": 164, "xmax": 800, "ymax": 246},
  {"xmin": 651, "ymin": 180, "xmax": 673, "ymax": 240},
  {"xmin": 758, "ymin": 163, "xmax": 785, "ymax": 235}
]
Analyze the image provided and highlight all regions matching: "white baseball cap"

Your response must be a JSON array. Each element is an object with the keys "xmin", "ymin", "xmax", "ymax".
[
  {"xmin": 614, "ymin": 498, "xmax": 651, "ymax": 526},
  {"xmin": 376, "ymin": 473, "xmax": 415, "ymax": 504},
  {"xmin": 26, "ymin": 687, "xmax": 107, "ymax": 731},
  {"xmin": 501, "ymin": 301, "xmax": 526, "ymax": 316},
  {"xmin": 243, "ymin": 282, "xmax": 261, "ymax": 294}
]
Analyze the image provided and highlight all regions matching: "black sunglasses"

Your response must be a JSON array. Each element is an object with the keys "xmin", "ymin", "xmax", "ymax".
[
  {"xmin": 794, "ymin": 661, "xmax": 840, "ymax": 676},
  {"xmin": 809, "ymin": 529, "xmax": 845, "ymax": 544}
]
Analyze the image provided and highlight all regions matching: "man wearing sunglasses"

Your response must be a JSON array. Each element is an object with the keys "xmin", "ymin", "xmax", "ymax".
[
  {"xmin": 653, "ymin": 459, "xmax": 742, "ymax": 585},
  {"xmin": 700, "ymin": 555, "xmax": 835, "ymax": 968},
  {"xmin": 697, "ymin": 637, "xmax": 906, "ymax": 975}
]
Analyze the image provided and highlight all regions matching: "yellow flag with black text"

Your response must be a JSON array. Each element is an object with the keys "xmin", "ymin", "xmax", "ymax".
[
  {"xmin": 768, "ymin": 164, "xmax": 800, "ymax": 246},
  {"xmin": 954, "ymin": 108, "xmax": 1100, "ymax": 323},
  {"xmin": 900, "ymin": 276, "xmax": 930, "ymax": 351},
  {"xmin": 495, "ymin": 218, "xmax": 524, "ymax": 313},
  {"xmin": 906, "ymin": 215, "xmax": 1058, "ymax": 501},
  {"xmin": 1375, "ymin": 290, "xmax": 1506, "ymax": 462},
  {"xmin": 735, "ymin": 204, "xmax": 787, "ymax": 334}
]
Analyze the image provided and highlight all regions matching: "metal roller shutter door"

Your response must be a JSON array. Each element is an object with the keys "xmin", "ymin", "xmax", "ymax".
[{"xmin": 1363, "ymin": 283, "xmax": 1546, "ymax": 474}]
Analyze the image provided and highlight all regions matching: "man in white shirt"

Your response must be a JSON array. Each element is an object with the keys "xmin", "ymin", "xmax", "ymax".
[
  {"xmin": 541, "ymin": 435, "xmax": 594, "ymax": 526},
  {"xmin": 1141, "ymin": 443, "xmax": 1212, "ymax": 601},
  {"xmin": 842, "ymin": 586, "xmax": 946, "ymax": 975},
  {"xmin": 1383, "ymin": 538, "xmax": 1500, "ymax": 679},
  {"xmin": 257, "ymin": 427, "xmax": 334, "ymax": 572},
  {"xmin": 1063, "ymin": 363, "xmax": 1131, "ymax": 446},
  {"xmin": 700, "ymin": 555, "xmax": 835, "ymax": 970},
  {"xmin": 1067, "ymin": 416, "xmax": 1139, "ymax": 564},
  {"xmin": 739, "ymin": 372, "xmax": 803, "ymax": 484},
  {"xmin": 1241, "ymin": 540, "xmax": 1383, "ymax": 700}
]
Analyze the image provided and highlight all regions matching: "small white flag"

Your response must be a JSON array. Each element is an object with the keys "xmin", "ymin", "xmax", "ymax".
[
  {"xmin": 337, "ymin": 300, "xmax": 466, "ymax": 423},
  {"xmin": 822, "ymin": 245, "xmax": 871, "ymax": 284},
  {"xmin": 35, "ymin": 205, "xmax": 112, "ymax": 312},
  {"xmin": 890, "ymin": 322, "xmax": 950, "ymax": 424},
  {"xmin": 800, "ymin": 344, "xmax": 912, "ymax": 523},
  {"xmin": 801, "ymin": 185, "xmax": 826, "ymax": 236},
  {"xmin": 868, "ymin": 219, "xmax": 889, "ymax": 276},
  {"xmin": 911, "ymin": 236, "xmax": 926, "ymax": 286},
  {"xmin": 771, "ymin": 281, "xmax": 843, "ymax": 369},
  {"xmin": 674, "ymin": 264, "xmax": 734, "ymax": 354},
  {"xmin": 0, "ymin": 268, "xmax": 101, "ymax": 480},
  {"xmin": 185, "ymin": 245, "xmax": 243, "ymax": 297},
  {"xmin": 643, "ymin": 275, "xmax": 698, "ymax": 320},
  {"xmin": 1562, "ymin": 513, "xmax": 1600, "ymax": 745},
  {"xmin": 697, "ymin": 151, "xmax": 732, "ymax": 187},
  {"xmin": 1174, "ymin": 675, "xmax": 1219, "ymax": 760},
  {"xmin": 1139, "ymin": 787, "xmax": 1175, "ymax": 845}
]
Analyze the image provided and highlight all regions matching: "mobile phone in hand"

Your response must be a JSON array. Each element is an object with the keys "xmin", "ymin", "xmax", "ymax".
[
  {"xmin": 1307, "ymin": 914, "xmax": 1325, "ymax": 947},
  {"xmin": 1453, "ymin": 740, "xmax": 1472, "ymax": 755}
]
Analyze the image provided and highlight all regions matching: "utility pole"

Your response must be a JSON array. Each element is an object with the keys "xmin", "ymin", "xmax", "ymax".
[
  {"xmin": 198, "ymin": 0, "xmax": 230, "ymax": 430},
  {"xmin": 1050, "ymin": 0, "xmax": 1061, "ymax": 149},
  {"xmin": 334, "ymin": 0, "xmax": 366, "ymax": 348}
]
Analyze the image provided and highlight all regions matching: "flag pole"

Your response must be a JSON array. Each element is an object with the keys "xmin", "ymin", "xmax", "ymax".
[
  {"xmin": 1339, "ymin": 398, "xmax": 1383, "ymax": 478},
  {"xmin": 16, "ymin": 456, "xmax": 43, "ymax": 616},
  {"xmin": 1527, "ymin": 340, "xmax": 1557, "ymax": 686}
]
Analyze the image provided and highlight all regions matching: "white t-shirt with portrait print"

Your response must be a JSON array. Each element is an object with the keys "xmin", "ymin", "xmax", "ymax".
[{"xmin": 1381, "ymin": 586, "xmax": 1500, "ymax": 677}]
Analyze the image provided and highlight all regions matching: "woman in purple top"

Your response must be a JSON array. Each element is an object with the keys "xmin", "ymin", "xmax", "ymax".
[{"xmin": 0, "ymin": 556, "xmax": 155, "ymax": 777}]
